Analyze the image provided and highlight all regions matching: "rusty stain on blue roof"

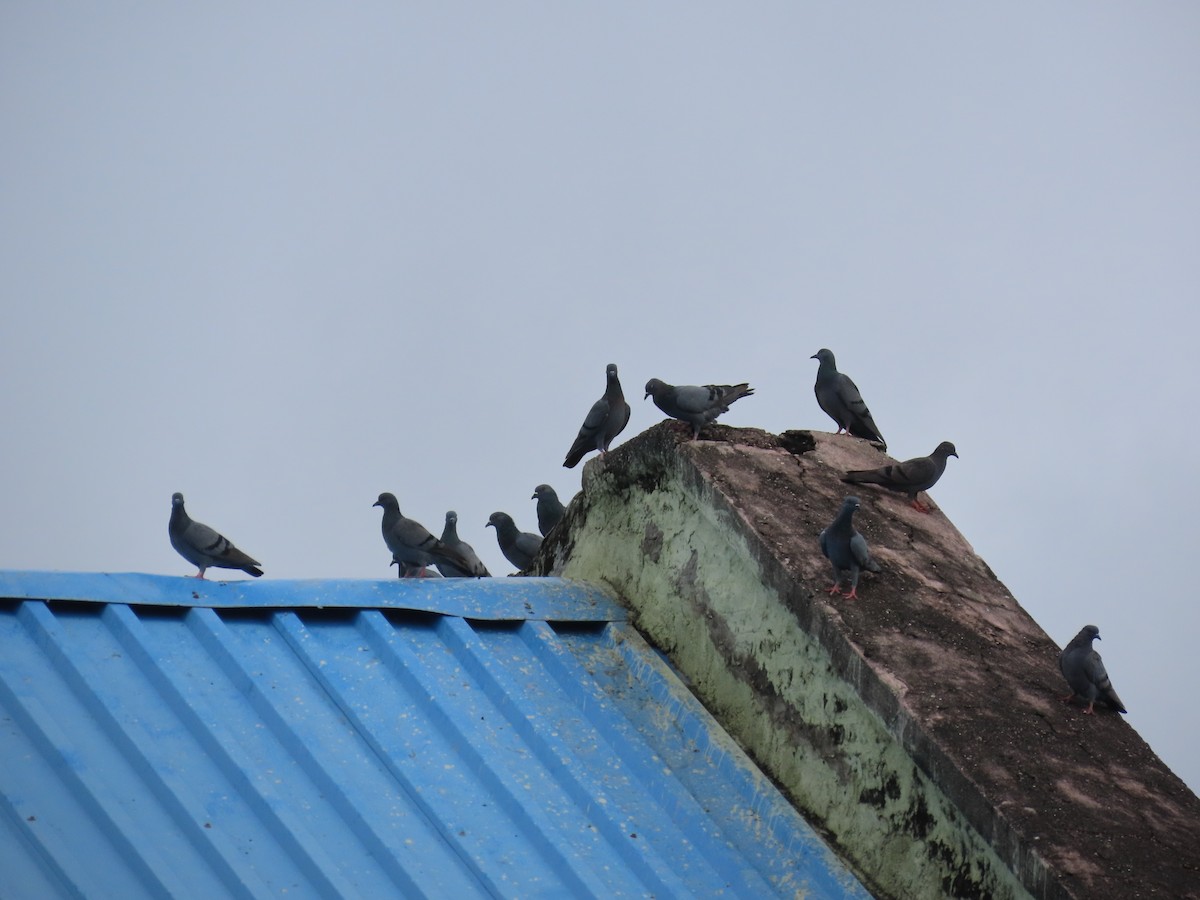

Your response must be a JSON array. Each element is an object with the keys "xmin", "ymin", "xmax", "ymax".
[{"xmin": 0, "ymin": 571, "xmax": 870, "ymax": 899}]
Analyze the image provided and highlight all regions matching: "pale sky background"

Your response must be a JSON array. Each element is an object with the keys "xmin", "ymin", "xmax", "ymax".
[{"xmin": 3, "ymin": 6, "xmax": 1198, "ymax": 794}]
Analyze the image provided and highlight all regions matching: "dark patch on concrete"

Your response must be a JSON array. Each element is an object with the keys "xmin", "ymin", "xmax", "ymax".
[
  {"xmin": 640, "ymin": 521, "xmax": 663, "ymax": 564},
  {"xmin": 906, "ymin": 787, "xmax": 937, "ymax": 839},
  {"xmin": 859, "ymin": 773, "xmax": 902, "ymax": 809},
  {"xmin": 925, "ymin": 840, "xmax": 987, "ymax": 900},
  {"xmin": 779, "ymin": 429, "xmax": 817, "ymax": 456}
]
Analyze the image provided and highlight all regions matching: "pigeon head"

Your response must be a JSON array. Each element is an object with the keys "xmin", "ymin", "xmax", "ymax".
[
  {"xmin": 606, "ymin": 363, "xmax": 619, "ymax": 379},
  {"xmin": 810, "ymin": 348, "xmax": 836, "ymax": 366},
  {"xmin": 171, "ymin": 492, "xmax": 185, "ymax": 508},
  {"xmin": 842, "ymin": 496, "xmax": 861, "ymax": 513},
  {"xmin": 936, "ymin": 441, "xmax": 959, "ymax": 459},
  {"xmin": 487, "ymin": 512, "xmax": 512, "ymax": 530},
  {"xmin": 644, "ymin": 378, "xmax": 665, "ymax": 399},
  {"xmin": 1084, "ymin": 625, "xmax": 1101, "ymax": 641},
  {"xmin": 373, "ymin": 492, "xmax": 400, "ymax": 511},
  {"xmin": 445, "ymin": 511, "xmax": 458, "ymax": 525}
]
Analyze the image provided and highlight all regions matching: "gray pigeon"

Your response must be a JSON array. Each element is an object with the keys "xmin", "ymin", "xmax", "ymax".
[
  {"xmin": 391, "ymin": 558, "xmax": 442, "ymax": 578},
  {"xmin": 644, "ymin": 378, "xmax": 755, "ymax": 439},
  {"xmin": 487, "ymin": 511, "xmax": 543, "ymax": 571},
  {"xmin": 842, "ymin": 442, "xmax": 958, "ymax": 512},
  {"xmin": 532, "ymin": 484, "xmax": 566, "ymax": 537},
  {"xmin": 811, "ymin": 349, "xmax": 886, "ymax": 449},
  {"xmin": 373, "ymin": 492, "xmax": 473, "ymax": 578},
  {"xmin": 1059, "ymin": 625, "xmax": 1127, "ymax": 715},
  {"xmin": 436, "ymin": 511, "xmax": 490, "ymax": 578},
  {"xmin": 168, "ymin": 492, "xmax": 263, "ymax": 579},
  {"xmin": 563, "ymin": 363, "xmax": 632, "ymax": 468},
  {"xmin": 818, "ymin": 496, "xmax": 881, "ymax": 600}
]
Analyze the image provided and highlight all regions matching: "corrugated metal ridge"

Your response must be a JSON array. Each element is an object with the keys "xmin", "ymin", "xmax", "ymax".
[{"xmin": 0, "ymin": 571, "xmax": 624, "ymax": 621}]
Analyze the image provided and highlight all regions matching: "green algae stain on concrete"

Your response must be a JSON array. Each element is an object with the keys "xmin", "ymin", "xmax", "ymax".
[{"xmin": 553, "ymin": 439, "xmax": 1033, "ymax": 900}]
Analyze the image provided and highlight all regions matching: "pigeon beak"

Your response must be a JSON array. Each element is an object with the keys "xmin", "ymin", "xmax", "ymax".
[
  {"xmin": 530, "ymin": 492, "xmax": 537, "ymax": 500},
  {"xmin": 372, "ymin": 500, "xmax": 381, "ymax": 508},
  {"xmin": 643, "ymin": 392, "xmax": 651, "ymax": 400}
]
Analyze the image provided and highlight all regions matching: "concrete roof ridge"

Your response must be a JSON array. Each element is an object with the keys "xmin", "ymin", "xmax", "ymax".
[{"xmin": 541, "ymin": 420, "xmax": 1200, "ymax": 900}]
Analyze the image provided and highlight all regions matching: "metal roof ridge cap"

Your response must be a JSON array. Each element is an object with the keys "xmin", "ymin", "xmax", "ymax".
[{"xmin": 0, "ymin": 570, "xmax": 626, "ymax": 622}]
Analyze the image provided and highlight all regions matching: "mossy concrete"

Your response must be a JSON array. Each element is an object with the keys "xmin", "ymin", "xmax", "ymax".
[{"xmin": 537, "ymin": 423, "xmax": 1200, "ymax": 900}]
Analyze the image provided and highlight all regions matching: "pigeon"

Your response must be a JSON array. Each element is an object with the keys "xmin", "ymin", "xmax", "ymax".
[
  {"xmin": 563, "ymin": 363, "xmax": 632, "ymax": 468},
  {"xmin": 487, "ymin": 511, "xmax": 544, "ymax": 571},
  {"xmin": 168, "ymin": 492, "xmax": 263, "ymax": 580},
  {"xmin": 818, "ymin": 496, "xmax": 881, "ymax": 600},
  {"xmin": 391, "ymin": 558, "xmax": 442, "ymax": 578},
  {"xmin": 811, "ymin": 349, "xmax": 886, "ymax": 449},
  {"xmin": 644, "ymin": 378, "xmax": 755, "ymax": 439},
  {"xmin": 532, "ymin": 484, "xmax": 566, "ymax": 537},
  {"xmin": 842, "ymin": 442, "xmax": 958, "ymax": 512},
  {"xmin": 1059, "ymin": 625, "xmax": 1127, "ymax": 715},
  {"xmin": 435, "ymin": 511, "xmax": 490, "ymax": 578},
  {"xmin": 373, "ymin": 492, "xmax": 473, "ymax": 578}
]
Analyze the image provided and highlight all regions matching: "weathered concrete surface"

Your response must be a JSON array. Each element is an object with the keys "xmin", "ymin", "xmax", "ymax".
[{"xmin": 535, "ymin": 422, "xmax": 1200, "ymax": 900}]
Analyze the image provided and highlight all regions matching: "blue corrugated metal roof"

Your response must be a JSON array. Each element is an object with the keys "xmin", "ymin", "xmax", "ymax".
[{"xmin": 0, "ymin": 571, "xmax": 869, "ymax": 899}]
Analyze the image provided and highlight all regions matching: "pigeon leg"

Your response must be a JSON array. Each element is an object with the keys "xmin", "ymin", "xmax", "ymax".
[
  {"xmin": 194, "ymin": 570, "xmax": 207, "ymax": 580},
  {"xmin": 847, "ymin": 569, "xmax": 861, "ymax": 597},
  {"xmin": 1084, "ymin": 702, "xmax": 1096, "ymax": 715},
  {"xmin": 911, "ymin": 499, "xmax": 931, "ymax": 513},
  {"xmin": 826, "ymin": 584, "xmax": 842, "ymax": 595}
]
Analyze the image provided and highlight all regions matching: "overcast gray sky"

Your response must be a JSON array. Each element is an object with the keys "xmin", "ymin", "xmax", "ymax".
[{"xmin": 3, "ymin": 6, "xmax": 1198, "ymax": 794}]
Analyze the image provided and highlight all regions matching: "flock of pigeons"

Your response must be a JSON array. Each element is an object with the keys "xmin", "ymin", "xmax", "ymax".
[{"xmin": 166, "ymin": 350, "xmax": 1125, "ymax": 717}]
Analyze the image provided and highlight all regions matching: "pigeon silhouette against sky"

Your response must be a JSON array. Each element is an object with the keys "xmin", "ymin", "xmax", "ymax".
[
  {"xmin": 168, "ymin": 492, "xmax": 263, "ymax": 579},
  {"xmin": 532, "ymin": 484, "xmax": 566, "ymax": 537},
  {"xmin": 811, "ymin": 349, "xmax": 886, "ymax": 449},
  {"xmin": 563, "ymin": 363, "xmax": 631, "ymax": 468},
  {"xmin": 643, "ymin": 378, "xmax": 754, "ymax": 439},
  {"xmin": 487, "ymin": 511, "xmax": 543, "ymax": 571},
  {"xmin": 818, "ymin": 496, "xmax": 881, "ymax": 600},
  {"xmin": 1059, "ymin": 624, "xmax": 1127, "ymax": 715},
  {"xmin": 436, "ymin": 510, "xmax": 490, "ymax": 578},
  {"xmin": 842, "ymin": 441, "xmax": 958, "ymax": 512},
  {"xmin": 373, "ymin": 492, "xmax": 473, "ymax": 578}
]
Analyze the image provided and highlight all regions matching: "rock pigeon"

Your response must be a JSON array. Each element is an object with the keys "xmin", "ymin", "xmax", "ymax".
[
  {"xmin": 818, "ymin": 496, "xmax": 881, "ymax": 600},
  {"xmin": 1059, "ymin": 625, "xmax": 1127, "ymax": 715},
  {"xmin": 563, "ymin": 363, "xmax": 631, "ymax": 468},
  {"xmin": 168, "ymin": 492, "xmax": 263, "ymax": 579},
  {"xmin": 487, "ymin": 511, "xmax": 544, "ymax": 571},
  {"xmin": 643, "ymin": 378, "xmax": 755, "ymax": 439},
  {"xmin": 532, "ymin": 484, "xmax": 566, "ymax": 537},
  {"xmin": 391, "ymin": 558, "xmax": 442, "ymax": 578},
  {"xmin": 436, "ymin": 511, "xmax": 490, "ymax": 578},
  {"xmin": 842, "ymin": 442, "xmax": 958, "ymax": 512},
  {"xmin": 373, "ymin": 492, "xmax": 473, "ymax": 578},
  {"xmin": 811, "ymin": 349, "xmax": 886, "ymax": 450}
]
